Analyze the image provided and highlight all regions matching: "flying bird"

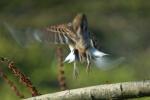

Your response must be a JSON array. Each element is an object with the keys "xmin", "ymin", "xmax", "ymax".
[
  {"xmin": 38, "ymin": 13, "xmax": 107, "ymax": 77},
  {"xmin": 4, "ymin": 13, "xmax": 124, "ymax": 78}
]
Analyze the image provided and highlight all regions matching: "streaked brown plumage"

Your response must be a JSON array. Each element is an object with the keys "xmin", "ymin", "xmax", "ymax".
[
  {"xmin": 38, "ymin": 13, "xmax": 107, "ymax": 77},
  {"xmin": 4, "ymin": 13, "xmax": 107, "ymax": 78}
]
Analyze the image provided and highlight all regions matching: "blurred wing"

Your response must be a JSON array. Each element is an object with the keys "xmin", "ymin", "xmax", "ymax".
[
  {"xmin": 40, "ymin": 24, "xmax": 74, "ymax": 45},
  {"xmin": 93, "ymin": 55, "xmax": 125, "ymax": 70},
  {"xmin": 4, "ymin": 22, "xmax": 74, "ymax": 47},
  {"xmin": 4, "ymin": 22, "xmax": 31, "ymax": 47},
  {"xmin": 89, "ymin": 32, "xmax": 125, "ymax": 70},
  {"xmin": 90, "ymin": 32, "xmax": 100, "ymax": 49}
]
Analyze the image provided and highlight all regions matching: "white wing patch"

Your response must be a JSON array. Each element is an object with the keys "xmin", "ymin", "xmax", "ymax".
[
  {"xmin": 88, "ymin": 48, "xmax": 108, "ymax": 58},
  {"xmin": 64, "ymin": 45, "xmax": 75, "ymax": 63}
]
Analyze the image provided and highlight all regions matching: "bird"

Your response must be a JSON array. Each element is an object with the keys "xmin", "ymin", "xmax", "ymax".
[
  {"xmin": 35, "ymin": 13, "xmax": 108, "ymax": 77},
  {"xmin": 4, "ymin": 13, "xmax": 124, "ymax": 78}
]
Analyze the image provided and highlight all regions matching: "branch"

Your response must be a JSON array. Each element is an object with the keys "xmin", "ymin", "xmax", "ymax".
[{"xmin": 24, "ymin": 80, "xmax": 150, "ymax": 100}]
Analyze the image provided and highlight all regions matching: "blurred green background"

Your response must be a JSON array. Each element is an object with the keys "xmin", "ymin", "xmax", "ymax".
[{"xmin": 0, "ymin": 0, "xmax": 150, "ymax": 100}]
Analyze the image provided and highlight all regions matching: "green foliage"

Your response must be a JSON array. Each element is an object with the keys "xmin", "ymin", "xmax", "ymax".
[{"xmin": 0, "ymin": 0, "xmax": 150, "ymax": 99}]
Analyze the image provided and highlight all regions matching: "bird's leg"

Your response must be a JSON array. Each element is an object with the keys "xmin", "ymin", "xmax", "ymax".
[
  {"xmin": 73, "ymin": 61, "xmax": 79, "ymax": 78},
  {"xmin": 79, "ymin": 53, "xmax": 83, "ymax": 62},
  {"xmin": 86, "ymin": 53, "xmax": 91, "ymax": 73}
]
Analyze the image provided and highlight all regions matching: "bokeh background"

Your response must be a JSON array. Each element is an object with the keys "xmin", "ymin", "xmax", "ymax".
[{"xmin": 0, "ymin": 0, "xmax": 150, "ymax": 100}]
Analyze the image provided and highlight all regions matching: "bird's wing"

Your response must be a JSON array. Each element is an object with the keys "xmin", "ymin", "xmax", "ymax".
[
  {"xmin": 39, "ymin": 23, "xmax": 77, "ymax": 45},
  {"xmin": 4, "ymin": 22, "xmax": 77, "ymax": 47},
  {"xmin": 89, "ymin": 32, "xmax": 101, "ymax": 49}
]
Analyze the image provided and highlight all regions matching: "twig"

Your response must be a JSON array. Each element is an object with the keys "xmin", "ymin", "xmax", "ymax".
[
  {"xmin": 0, "ymin": 57, "xmax": 40, "ymax": 96},
  {"xmin": 0, "ymin": 67, "xmax": 24, "ymax": 98},
  {"xmin": 56, "ymin": 47, "xmax": 67, "ymax": 90}
]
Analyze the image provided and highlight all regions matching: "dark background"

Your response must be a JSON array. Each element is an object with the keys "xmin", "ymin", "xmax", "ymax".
[{"xmin": 0, "ymin": 0, "xmax": 150, "ymax": 99}]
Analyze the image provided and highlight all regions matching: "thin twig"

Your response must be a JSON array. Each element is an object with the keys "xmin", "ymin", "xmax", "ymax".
[
  {"xmin": 0, "ymin": 67, "xmax": 24, "ymax": 98},
  {"xmin": 0, "ymin": 57, "xmax": 40, "ymax": 96},
  {"xmin": 56, "ymin": 47, "xmax": 67, "ymax": 90}
]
